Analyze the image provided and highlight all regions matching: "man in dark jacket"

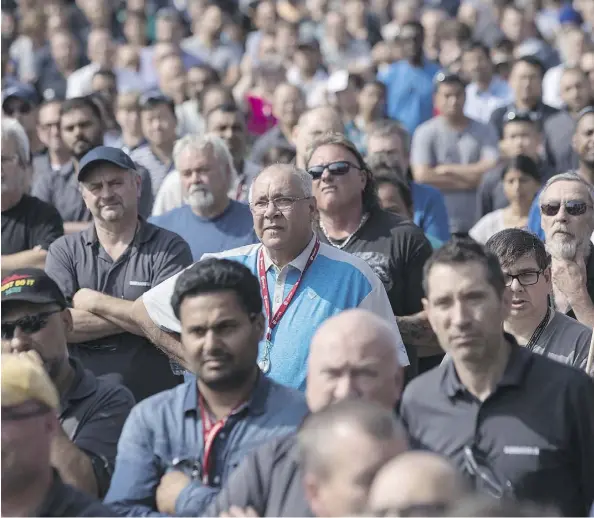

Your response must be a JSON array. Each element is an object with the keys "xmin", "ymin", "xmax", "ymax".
[{"xmin": 204, "ymin": 308, "xmax": 406, "ymax": 516}]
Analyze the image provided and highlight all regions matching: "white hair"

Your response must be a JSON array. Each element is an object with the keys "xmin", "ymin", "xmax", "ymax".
[
  {"xmin": 538, "ymin": 171, "xmax": 594, "ymax": 207},
  {"xmin": 172, "ymin": 133, "xmax": 237, "ymax": 182},
  {"xmin": 248, "ymin": 164, "xmax": 313, "ymax": 203},
  {"xmin": 1, "ymin": 117, "xmax": 31, "ymax": 166}
]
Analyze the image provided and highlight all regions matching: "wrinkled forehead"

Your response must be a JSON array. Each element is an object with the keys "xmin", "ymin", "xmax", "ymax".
[
  {"xmin": 541, "ymin": 180, "xmax": 592, "ymax": 204},
  {"xmin": 251, "ymin": 169, "xmax": 304, "ymax": 199}
]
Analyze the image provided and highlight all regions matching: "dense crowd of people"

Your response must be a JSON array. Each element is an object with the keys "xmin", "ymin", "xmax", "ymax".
[{"xmin": 1, "ymin": 0, "xmax": 594, "ymax": 516}]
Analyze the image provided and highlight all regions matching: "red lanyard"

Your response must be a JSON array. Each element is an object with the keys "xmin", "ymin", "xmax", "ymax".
[
  {"xmin": 257, "ymin": 239, "xmax": 320, "ymax": 342},
  {"xmin": 199, "ymin": 395, "xmax": 245, "ymax": 485}
]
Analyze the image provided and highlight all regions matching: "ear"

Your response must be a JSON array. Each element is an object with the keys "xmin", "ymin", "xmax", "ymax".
[
  {"xmin": 359, "ymin": 168, "xmax": 368, "ymax": 190},
  {"xmin": 572, "ymin": 131, "xmax": 578, "ymax": 153},
  {"xmin": 543, "ymin": 266, "xmax": 551, "ymax": 285},
  {"xmin": 253, "ymin": 312, "xmax": 266, "ymax": 341},
  {"xmin": 307, "ymin": 195, "xmax": 318, "ymax": 220},
  {"xmin": 303, "ymin": 472, "xmax": 325, "ymax": 518},
  {"xmin": 62, "ymin": 309, "xmax": 74, "ymax": 335}
]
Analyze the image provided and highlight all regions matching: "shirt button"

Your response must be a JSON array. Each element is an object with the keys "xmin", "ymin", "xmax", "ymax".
[
  {"xmin": 219, "ymin": 432, "xmax": 226, "ymax": 440},
  {"xmin": 213, "ymin": 476, "xmax": 221, "ymax": 484}
]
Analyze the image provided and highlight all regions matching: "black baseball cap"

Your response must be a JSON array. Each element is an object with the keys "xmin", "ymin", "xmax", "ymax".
[
  {"xmin": 77, "ymin": 146, "xmax": 137, "ymax": 181},
  {"xmin": 1, "ymin": 269, "xmax": 67, "ymax": 309}
]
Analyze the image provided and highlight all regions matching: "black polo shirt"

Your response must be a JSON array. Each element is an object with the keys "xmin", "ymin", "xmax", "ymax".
[
  {"xmin": 1, "ymin": 194, "xmax": 64, "ymax": 254},
  {"xmin": 45, "ymin": 219, "xmax": 193, "ymax": 402},
  {"xmin": 401, "ymin": 339, "xmax": 594, "ymax": 516},
  {"xmin": 31, "ymin": 160, "xmax": 154, "ymax": 222},
  {"xmin": 37, "ymin": 469, "xmax": 118, "ymax": 517},
  {"xmin": 60, "ymin": 357, "xmax": 135, "ymax": 497}
]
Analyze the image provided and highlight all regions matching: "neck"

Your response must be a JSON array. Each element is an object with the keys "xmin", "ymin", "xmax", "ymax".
[
  {"xmin": 504, "ymin": 305, "xmax": 549, "ymax": 345},
  {"xmin": 578, "ymin": 162, "xmax": 594, "ymax": 185},
  {"xmin": 452, "ymin": 335, "xmax": 511, "ymax": 401},
  {"xmin": 2, "ymin": 467, "xmax": 53, "ymax": 517},
  {"xmin": 191, "ymin": 196, "xmax": 230, "ymax": 219},
  {"xmin": 267, "ymin": 231, "xmax": 314, "ymax": 268},
  {"xmin": 1, "ymin": 191, "xmax": 23, "ymax": 212},
  {"xmin": 197, "ymin": 368, "xmax": 258, "ymax": 420},
  {"xmin": 300, "ymin": 68, "xmax": 316, "ymax": 80},
  {"xmin": 476, "ymin": 75, "xmax": 493, "ymax": 92},
  {"xmin": 151, "ymin": 142, "xmax": 174, "ymax": 163},
  {"xmin": 516, "ymin": 98, "xmax": 537, "ymax": 111},
  {"xmin": 198, "ymin": 32, "xmax": 216, "ymax": 47},
  {"xmin": 48, "ymin": 148, "xmax": 70, "ymax": 167},
  {"xmin": 358, "ymin": 112, "xmax": 375, "ymax": 125},
  {"xmin": 53, "ymin": 360, "xmax": 75, "ymax": 398},
  {"xmin": 95, "ymin": 218, "xmax": 138, "ymax": 248},
  {"xmin": 279, "ymin": 121, "xmax": 295, "ymax": 140},
  {"xmin": 408, "ymin": 54, "xmax": 423, "ymax": 67},
  {"xmin": 444, "ymin": 113, "xmax": 468, "ymax": 129},
  {"xmin": 319, "ymin": 202, "xmax": 364, "ymax": 239},
  {"xmin": 123, "ymin": 133, "xmax": 144, "ymax": 149}
]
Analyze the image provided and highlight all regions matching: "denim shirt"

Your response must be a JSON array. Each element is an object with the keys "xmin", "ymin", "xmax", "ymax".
[{"xmin": 103, "ymin": 374, "xmax": 308, "ymax": 517}]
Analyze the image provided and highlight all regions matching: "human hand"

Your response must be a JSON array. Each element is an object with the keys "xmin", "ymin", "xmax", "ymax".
[
  {"xmin": 155, "ymin": 470, "xmax": 191, "ymax": 514},
  {"xmin": 220, "ymin": 506, "xmax": 259, "ymax": 517},
  {"xmin": 72, "ymin": 288, "xmax": 100, "ymax": 313},
  {"xmin": 551, "ymin": 257, "xmax": 587, "ymax": 299}
]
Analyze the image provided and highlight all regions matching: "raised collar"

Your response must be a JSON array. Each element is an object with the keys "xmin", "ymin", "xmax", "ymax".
[
  {"xmin": 262, "ymin": 233, "xmax": 317, "ymax": 273},
  {"xmin": 441, "ymin": 333, "xmax": 530, "ymax": 399},
  {"xmin": 82, "ymin": 217, "xmax": 157, "ymax": 247},
  {"xmin": 183, "ymin": 370, "xmax": 271, "ymax": 417},
  {"xmin": 59, "ymin": 357, "xmax": 96, "ymax": 414}
]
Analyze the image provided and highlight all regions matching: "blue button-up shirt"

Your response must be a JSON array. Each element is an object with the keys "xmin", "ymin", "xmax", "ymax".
[
  {"xmin": 378, "ymin": 58, "xmax": 440, "ymax": 135},
  {"xmin": 103, "ymin": 374, "xmax": 307, "ymax": 516}
]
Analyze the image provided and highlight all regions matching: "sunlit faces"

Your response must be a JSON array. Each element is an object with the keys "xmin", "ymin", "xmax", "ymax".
[
  {"xmin": 80, "ymin": 166, "xmax": 140, "ymax": 223},
  {"xmin": 140, "ymin": 103, "xmax": 177, "ymax": 147},
  {"xmin": 60, "ymin": 107, "xmax": 103, "ymax": 160},
  {"xmin": 501, "ymin": 255, "xmax": 550, "ymax": 320}
]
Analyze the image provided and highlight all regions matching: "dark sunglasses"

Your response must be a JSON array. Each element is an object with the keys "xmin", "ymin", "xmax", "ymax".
[
  {"xmin": 1, "ymin": 310, "xmax": 61, "ymax": 340},
  {"xmin": 307, "ymin": 161, "xmax": 360, "ymax": 180},
  {"xmin": 540, "ymin": 200, "xmax": 592, "ymax": 217},
  {"xmin": 4, "ymin": 101, "xmax": 32, "ymax": 116}
]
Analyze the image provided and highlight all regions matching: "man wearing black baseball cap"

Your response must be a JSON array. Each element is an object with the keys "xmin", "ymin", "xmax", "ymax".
[
  {"xmin": 2, "ymin": 82, "xmax": 45, "ymax": 156},
  {"xmin": 1, "ymin": 268, "xmax": 135, "ymax": 498},
  {"xmin": 45, "ymin": 146, "xmax": 193, "ymax": 402}
]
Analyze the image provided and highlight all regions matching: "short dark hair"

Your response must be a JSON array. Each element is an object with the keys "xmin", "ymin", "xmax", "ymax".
[
  {"xmin": 463, "ymin": 41, "xmax": 490, "ymax": 59},
  {"xmin": 485, "ymin": 228, "xmax": 550, "ymax": 272},
  {"xmin": 376, "ymin": 174, "xmax": 413, "ymax": 213},
  {"xmin": 501, "ymin": 154, "xmax": 540, "ymax": 183},
  {"xmin": 171, "ymin": 259, "xmax": 263, "ymax": 319},
  {"xmin": 423, "ymin": 238, "xmax": 506, "ymax": 298},
  {"xmin": 305, "ymin": 132, "xmax": 380, "ymax": 212},
  {"xmin": 512, "ymin": 56, "xmax": 545, "ymax": 77},
  {"xmin": 205, "ymin": 102, "xmax": 242, "ymax": 121},
  {"xmin": 59, "ymin": 96, "xmax": 102, "ymax": 122},
  {"xmin": 92, "ymin": 68, "xmax": 117, "ymax": 83}
]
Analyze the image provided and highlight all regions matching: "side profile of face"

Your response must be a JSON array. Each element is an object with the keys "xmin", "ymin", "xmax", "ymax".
[
  {"xmin": 1, "ymin": 302, "xmax": 71, "ymax": 381},
  {"xmin": 178, "ymin": 290, "xmax": 264, "ymax": 390},
  {"xmin": 249, "ymin": 166, "xmax": 316, "ymax": 252},
  {"xmin": 80, "ymin": 166, "xmax": 140, "ymax": 223},
  {"xmin": 423, "ymin": 261, "xmax": 510, "ymax": 364}
]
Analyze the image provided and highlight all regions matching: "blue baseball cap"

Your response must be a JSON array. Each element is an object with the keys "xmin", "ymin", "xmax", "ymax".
[
  {"xmin": 2, "ymin": 83, "xmax": 40, "ymax": 108},
  {"xmin": 77, "ymin": 146, "xmax": 137, "ymax": 182}
]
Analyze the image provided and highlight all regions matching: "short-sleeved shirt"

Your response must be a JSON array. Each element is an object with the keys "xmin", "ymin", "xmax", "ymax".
[
  {"xmin": 464, "ymin": 78, "xmax": 513, "ymax": 124},
  {"xmin": 411, "ymin": 182, "xmax": 451, "ymax": 242},
  {"xmin": 1, "ymin": 194, "xmax": 64, "ymax": 254},
  {"xmin": 31, "ymin": 160, "xmax": 154, "ymax": 222},
  {"xmin": 45, "ymin": 219, "xmax": 193, "ymax": 401},
  {"xmin": 149, "ymin": 201, "xmax": 258, "ymax": 261},
  {"xmin": 142, "ymin": 235, "xmax": 409, "ymax": 391},
  {"xmin": 543, "ymin": 110, "xmax": 579, "ymax": 174},
  {"xmin": 378, "ymin": 58, "xmax": 440, "ymax": 135},
  {"xmin": 411, "ymin": 116, "xmax": 500, "ymax": 234},
  {"xmin": 60, "ymin": 357, "xmax": 135, "ymax": 497},
  {"xmin": 402, "ymin": 340, "xmax": 594, "ymax": 516}
]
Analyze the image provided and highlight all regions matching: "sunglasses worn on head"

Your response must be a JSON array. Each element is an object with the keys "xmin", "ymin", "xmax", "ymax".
[
  {"xmin": 307, "ymin": 161, "xmax": 360, "ymax": 180},
  {"xmin": 540, "ymin": 200, "xmax": 592, "ymax": 217},
  {"xmin": 1, "ymin": 310, "xmax": 61, "ymax": 340}
]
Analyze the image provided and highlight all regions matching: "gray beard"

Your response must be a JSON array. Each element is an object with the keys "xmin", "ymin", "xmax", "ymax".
[
  {"xmin": 187, "ymin": 189, "xmax": 215, "ymax": 211},
  {"xmin": 546, "ymin": 236, "xmax": 590, "ymax": 261}
]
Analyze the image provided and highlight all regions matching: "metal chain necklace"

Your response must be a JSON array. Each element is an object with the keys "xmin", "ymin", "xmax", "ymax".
[{"xmin": 319, "ymin": 213, "xmax": 369, "ymax": 250}]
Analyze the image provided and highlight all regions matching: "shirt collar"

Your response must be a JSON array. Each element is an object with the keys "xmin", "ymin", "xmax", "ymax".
[
  {"xmin": 83, "ymin": 217, "xmax": 157, "ymax": 247},
  {"xmin": 441, "ymin": 333, "xmax": 528, "ymax": 398},
  {"xmin": 59, "ymin": 357, "xmax": 97, "ymax": 413},
  {"xmin": 57, "ymin": 160, "xmax": 76, "ymax": 178},
  {"xmin": 262, "ymin": 233, "xmax": 317, "ymax": 273},
  {"xmin": 183, "ymin": 371, "xmax": 272, "ymax": 417}
]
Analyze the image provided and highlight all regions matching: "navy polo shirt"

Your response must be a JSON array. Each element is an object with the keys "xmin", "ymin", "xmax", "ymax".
[
  {"xmin": 45, "ymin": 219, "xmax": 193, "ymax": 401},
  {"xmin": 401, "ymin": 339, "xmax": 594, "ymax": 516},
  {"xmin": 31, "ymin": 160, "xmax": 155, "ymax": 222}
]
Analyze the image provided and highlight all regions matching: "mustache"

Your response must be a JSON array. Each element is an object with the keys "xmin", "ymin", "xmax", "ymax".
[{"xmin": 200, "ymin": 348, "xmax": 233, "ymax": 363}]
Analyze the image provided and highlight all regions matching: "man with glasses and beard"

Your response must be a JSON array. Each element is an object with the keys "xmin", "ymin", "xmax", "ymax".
[
  {"xmin": 149, "ymin": 134, "xmax": 257, "ymax": 261},
  {"xmin": 1, "ymin": 269, "xmax": 134, "ymax": 498},
  {"xmin": 32, "ymin": 96, "xmax": 154, "ymax": 234},
  {"xmin": 401, "ymin": 239, "xmax": 594, "ymax": 516},
  {"xmin": 539, "ymin": 172, "xmax": 594, "ymax": 329},
  {"xmin": 104, "ymin": 259, "xmax": 307, "ymax": 516}
]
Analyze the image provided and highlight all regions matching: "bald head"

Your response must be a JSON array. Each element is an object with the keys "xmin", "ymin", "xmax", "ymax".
[
  {"xmin": 306, "ymin": 309, "xmax": 403, "ymax": 412},
  {"xmin": 294, "ymin": 106, "xmax": 345, "ymax": 167},
  {"xmin": 369, "ymin": 451, "xmax": 468, "ymax": 516}
]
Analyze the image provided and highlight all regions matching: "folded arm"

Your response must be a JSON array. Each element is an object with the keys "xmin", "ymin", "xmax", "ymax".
[{"xmin": 1, "ymin": 248, "xmax": 47, "ymax": 276}]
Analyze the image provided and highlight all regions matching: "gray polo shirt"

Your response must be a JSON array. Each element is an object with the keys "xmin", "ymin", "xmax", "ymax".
[
  {"xmin": 543, "ymin": 110, "xmax": 579, "ymax": 174},
  {"xmin": 45, "ymin": 219, "xmax": 193, "ymax": 402},
  {"xmin": 60, "ymin": 357, "xmax": 135, "ymax": 497},
  {"xmin": 31, "ymin": 160, "xmax": 154, "ymax": 222},
  {"xmin": 411, "ymin": 116, "xmax": 499, "ymax": 234}
]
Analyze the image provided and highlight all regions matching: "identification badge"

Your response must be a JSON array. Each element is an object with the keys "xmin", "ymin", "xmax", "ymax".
[{"xmin": 258, "ymin": 358, "xmax": 271, "ymax": 373}]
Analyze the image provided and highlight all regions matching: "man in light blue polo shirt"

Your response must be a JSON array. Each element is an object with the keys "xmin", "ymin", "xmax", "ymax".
[
  {"xmin": 378, "ymin": 21, "xmax": 440, "ymax": 135},
  {"xmin": 132, "ymin": 163, "xmax": 409, "ymax": 391}
]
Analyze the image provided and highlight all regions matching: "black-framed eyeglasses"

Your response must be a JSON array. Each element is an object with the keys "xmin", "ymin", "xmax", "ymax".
[
  {"xmin": 540, "ymin": 200, "xmax": 592, "ymax": 217},
  {"xmin": 249, "ymin": 196, "xmax": 310, "ymax": 214},
  {"xmin": 503, "ymin": 270, "xmax": 542, "ymax": 287},
  {"xmin": 307, "ymin": 161, "xmax": 360, "ymax": 180},
  {"xmin": 1, "ymin": 310, "xmax": 62, "ymax": 340},
  {"xmin": 463, "ymin": 445, "xmax": 514, "ymax": 499},
  {"xmin": 2, "ymin": 404, "xmax": 51, "ymax": 422}
]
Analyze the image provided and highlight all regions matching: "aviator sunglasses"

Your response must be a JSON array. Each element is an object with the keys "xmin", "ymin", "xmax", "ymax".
[
  {"xmin": 1, "ymin": 310, "xmax": 61, "ymax": 340},
  {"xmin": 306, "ymin": 161, "xmax": 361, "ymax": 180},
  {"xmin": 540, "ymin": 200, "xmax": 592, "ymax": 217}
]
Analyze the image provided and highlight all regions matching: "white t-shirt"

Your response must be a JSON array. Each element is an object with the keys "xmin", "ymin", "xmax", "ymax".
[{"xmin": 469, "ymin": 209, "xmax": 506, "ymax": 244}]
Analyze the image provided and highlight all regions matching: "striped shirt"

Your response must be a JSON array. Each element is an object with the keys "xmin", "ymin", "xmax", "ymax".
[
  {"xmin": 142, "ymin": 235, "xmax": 409, "ymax": 391},
  {"xmin": 130, "ymin": 145, "xmax": 174, "ymax": 197}
]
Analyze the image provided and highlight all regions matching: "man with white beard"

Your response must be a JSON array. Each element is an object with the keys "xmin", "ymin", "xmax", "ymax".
[
  {"xmin": 149, "ymin": 134, "xmax": 258, "ymax": 261},
  {"xmin": 540, "ymin": 172, "xmax": 594, "ymax": 328}
]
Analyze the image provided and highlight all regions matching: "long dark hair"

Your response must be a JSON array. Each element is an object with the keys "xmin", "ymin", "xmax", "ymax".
[{"xmin": 304, "ymin": 132, "xmax": 380, "ymax": 212}]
